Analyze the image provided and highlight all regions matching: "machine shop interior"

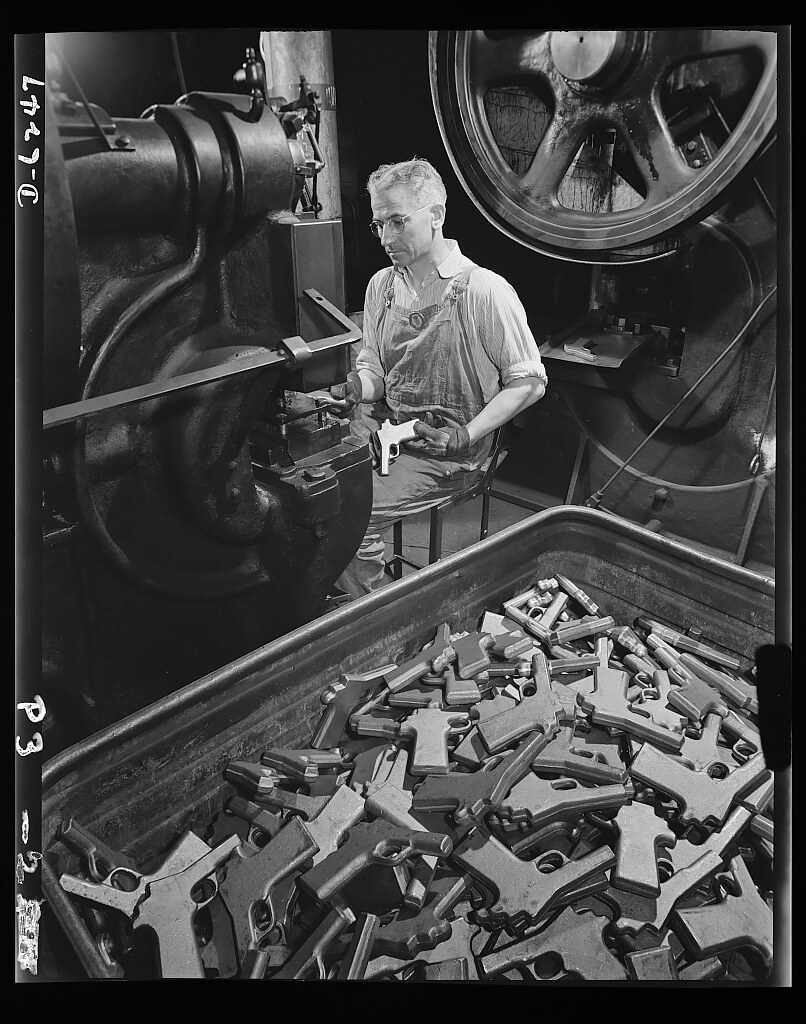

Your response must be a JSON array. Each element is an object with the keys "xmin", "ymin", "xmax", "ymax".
[{"xmin": 32, "ymin": 29, "xmax": 787, "ymax": 983}]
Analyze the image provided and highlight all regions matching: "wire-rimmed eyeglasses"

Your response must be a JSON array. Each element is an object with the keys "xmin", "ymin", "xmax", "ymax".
[{"xmin": 369, "ymin": 205, "xmax": 433, "ymax": 239}]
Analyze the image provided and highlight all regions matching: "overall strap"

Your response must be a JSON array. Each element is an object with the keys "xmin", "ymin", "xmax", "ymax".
[
  {"xmin": 372, "ymin": 267, "xmax": 398, "ymax": 375},
  {"xmin": 447, "ymin": 264, "xmax": 478, "ymax": 303},
  {"xmin": 375, "ymin": 267, "xmax": 398, "ymax": 336},
  {"xmin": 451, "ymin": 265, "xmax": 479, "ymax": 341},
  {"xmin": 382, "ymin": 267, "xmax": 397, "ymax": 308}
]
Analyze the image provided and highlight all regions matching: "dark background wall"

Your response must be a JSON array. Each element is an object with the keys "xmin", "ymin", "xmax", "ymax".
[{"xmin": 48, "ymin": 28, "xmax": 589, "ymax": 330}]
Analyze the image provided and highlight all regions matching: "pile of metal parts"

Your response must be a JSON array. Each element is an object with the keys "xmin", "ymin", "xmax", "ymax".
[{"xmin": 57, "ymin": 574, "xmax": 773, "ymax": 981}]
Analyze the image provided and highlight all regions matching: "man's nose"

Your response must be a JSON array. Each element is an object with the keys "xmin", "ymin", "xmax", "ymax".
[{"xmin": 381, "ymin": 221, "xmax": 397, "ymax": 244}]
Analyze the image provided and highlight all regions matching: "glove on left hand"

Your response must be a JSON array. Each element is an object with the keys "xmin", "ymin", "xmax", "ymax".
[{"xmin": 412, "ymin": 416, "xmax": 472, "ymax": 457}]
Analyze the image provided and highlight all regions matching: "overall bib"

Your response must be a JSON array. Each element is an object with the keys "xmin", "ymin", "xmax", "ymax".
[{"xmin": 336, "ymin": 266, "xmax": 494, "ymax": 598}]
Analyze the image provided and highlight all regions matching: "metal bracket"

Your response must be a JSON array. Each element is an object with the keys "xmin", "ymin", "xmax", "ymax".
[{"xmin": 277, "ymin": 335, "xmax": 313, "ymax": 366}]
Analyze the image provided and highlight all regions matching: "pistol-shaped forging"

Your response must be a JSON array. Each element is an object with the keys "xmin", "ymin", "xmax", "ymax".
[
  {"xmin": 554, "ymin": 573, "xmax": 601, "ymax": 616},
  {"xmin": 216, "ymin": 817, "xmax": 319, "ymax": 968},
  {"xmin": 311, "ymin": 666, "xmax": 396, "ymax": 749},
  {"xmin": 456, "ymin": 827, "xmax": 616, "ymax": 932},
  {"xmin": 59, "ymin": 818, "xmax": 137, "ymax": 882},
  {"xmin": 480, "ymin": 905, "xmax": 627, "ymax": 981},
  {"xmin": 671, "ymin": 853, "xmax": 773, "ymax": 967},
  {"xmin": 376, "ymin": 419, "xmax": 420, "ymax": 475},
  {"xmin": 60, "ymin": 833, "xmax": 241, "ymax": 979},
  {"xmin": 299, "ymin": 819, "xmax": 453, "ymax": 903}
]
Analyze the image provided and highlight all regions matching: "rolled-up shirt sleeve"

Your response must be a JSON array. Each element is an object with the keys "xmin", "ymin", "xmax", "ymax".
[
  {"xmin": 467, "ymin": 269, "xmax": 548, "ymax": 388},
  {"xmin": 355, "ymin": 270, "xmax": 387, "ymax": 381}
]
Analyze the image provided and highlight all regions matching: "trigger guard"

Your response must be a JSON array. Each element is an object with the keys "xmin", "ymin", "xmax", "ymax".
[
  {"xmin": 314, "ymin": 954, "xmax": 330, "ymax": 980},
  {"xmin": 534, "ymin": 849, "xmax": 571, "ymax": 872},
  {"xmin": 195, "ymin": 876, "xmax": 219, "ymax": 910},
  {"xmin": 374, "ymin": 841, "xmax": 412, "ymax": 866},
  {"xmin": 248, "ymin": 898, "xmax": 275, "ymax": 944}
]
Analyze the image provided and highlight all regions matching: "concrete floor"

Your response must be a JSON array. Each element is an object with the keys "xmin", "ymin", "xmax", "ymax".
[{"xmin": 381, "ymin": 493, "xmax": 536, "ymax": 578}]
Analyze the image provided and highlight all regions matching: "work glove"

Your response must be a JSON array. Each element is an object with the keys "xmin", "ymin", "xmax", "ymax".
[
  {"xmin": 322, "ymin": 371, "xmax": 363, "ymax": 416},
  {"xmin": 412, "ymin": 413, "xmax": 472, "ymax": 457}
]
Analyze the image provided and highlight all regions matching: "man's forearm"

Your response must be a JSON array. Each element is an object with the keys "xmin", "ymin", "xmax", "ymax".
[
  {"xmin": 466, "ymin": 377, "xmax": 545, "ymax": 445},
  {"xmin": 356, "ymin": 368, "xmax": 385, "ymax": 403}
]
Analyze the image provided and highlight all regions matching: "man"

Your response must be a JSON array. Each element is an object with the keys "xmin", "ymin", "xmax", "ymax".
[{"xmin": 327, "ymin": 157, "xmax": 547, "ymax": 598}]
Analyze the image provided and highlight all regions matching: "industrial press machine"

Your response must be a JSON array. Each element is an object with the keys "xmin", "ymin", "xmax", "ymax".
[
  {"xmin": 41, "ymin": 36, "xmax": 373, "ymax": 746},
  {"xmin": 429, "ymin": 30, "xmax": 778, "ymax": 571},
  {"xmin": 39, "ymin": 29, "xmax": 780, "ymax": 753}
]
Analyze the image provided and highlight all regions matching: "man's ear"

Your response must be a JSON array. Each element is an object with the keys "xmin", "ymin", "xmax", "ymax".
[{"xmin": 431, "ymin": 204, "xmax": 446, "ymax": 230}]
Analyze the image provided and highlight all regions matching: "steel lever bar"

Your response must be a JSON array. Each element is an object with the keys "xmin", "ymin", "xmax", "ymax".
[{"xmin": 43, "ymin": 290, "xmax": 361, "ymax": 429}]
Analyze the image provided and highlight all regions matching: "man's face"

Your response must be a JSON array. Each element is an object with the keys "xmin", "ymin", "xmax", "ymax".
[{"xmin": 371, "ymin": 186, "xmax": 442, "ymax": 268}]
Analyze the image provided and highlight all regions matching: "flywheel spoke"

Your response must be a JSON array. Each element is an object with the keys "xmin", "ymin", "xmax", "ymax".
[
  {"xmin": 615, "ymin": 95, "xmax": 697, "ymax": 201},
  {"xmin": 517, "ymin": 112, "xmax": 595, "ymax": 200},
  {"xmin": 468, "ymin": 30, "xmax": 552, "ymax": 89}
]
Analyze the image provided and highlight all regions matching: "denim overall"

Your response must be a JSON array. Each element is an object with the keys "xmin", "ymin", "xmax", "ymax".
[
  {"xmin": 336, "ymin": 266, "xmax": 494, "ymax": 598},
  {"xmin": 377, "ymin": 265, "xmax": 493, "ymax": 471}
]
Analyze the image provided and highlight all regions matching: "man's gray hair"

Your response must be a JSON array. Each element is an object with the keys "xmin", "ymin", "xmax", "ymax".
[{"xmin": 367, "ymin": 158, "xmax": 447, "ymax": 208}]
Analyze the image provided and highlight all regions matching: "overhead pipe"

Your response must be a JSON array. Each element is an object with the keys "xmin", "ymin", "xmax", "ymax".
[{"xmin": 260, "ymin": 30, "xmax": 342, "ymax": 221}]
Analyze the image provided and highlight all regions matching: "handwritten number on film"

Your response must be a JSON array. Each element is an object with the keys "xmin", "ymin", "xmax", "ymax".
[
  {"xmin": 17, "ymin": 75, "xmax": 44, "ymax": 206},
  {"xmin": 16, "ymin": 698, "xmax": 45, "ymax": 874},
  {"xmin": 17, "ymin": 695, "xmax": 46, "ymax": 756},
  {"xmin": 17, "ymin": 697, "xmax": 45, "ymax": 876},
  {"xmin": 16, "ymin": 72, "xmax": 47, "ymax": 908}
]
